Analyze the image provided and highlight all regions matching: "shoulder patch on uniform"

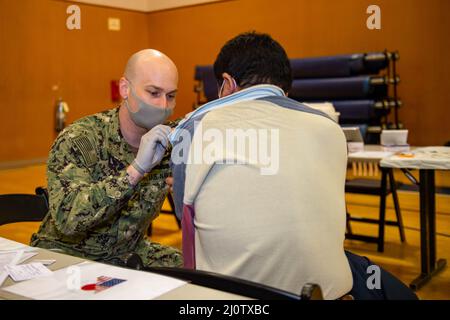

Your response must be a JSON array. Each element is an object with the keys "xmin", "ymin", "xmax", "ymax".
[{"xmin": 72, "ymin": 136, "xmax": 97, "ymax": 167}]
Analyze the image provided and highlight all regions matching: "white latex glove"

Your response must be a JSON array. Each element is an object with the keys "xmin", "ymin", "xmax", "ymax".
[{"xmin": 131, "ymin": 125, "xmax": 171, "ymax": 175}]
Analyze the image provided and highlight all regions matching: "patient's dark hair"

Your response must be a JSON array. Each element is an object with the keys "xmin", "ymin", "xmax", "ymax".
[{"xmin": 213, "ymin": 31, "xmax": 292, "ymax": 93}]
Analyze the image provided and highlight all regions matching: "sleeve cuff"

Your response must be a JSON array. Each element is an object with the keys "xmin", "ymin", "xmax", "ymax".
[{"xmin": 105, "ymin": 169, "xmax": 135, "ymax": 200}]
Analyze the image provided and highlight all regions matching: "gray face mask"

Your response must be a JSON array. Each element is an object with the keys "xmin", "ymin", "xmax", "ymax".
[{"xmin": 125, "ymin": 83, "xmax": 174, "ymax": 130}]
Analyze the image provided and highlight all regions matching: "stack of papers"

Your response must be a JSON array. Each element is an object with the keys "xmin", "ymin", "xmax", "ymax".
[
  {"xmin": 4, "ymin": 262, "xmax": 53, "ymax": 282},
  {"xmin": 0, "ymin": 238, "xmax": 51, "ymax": 286}
]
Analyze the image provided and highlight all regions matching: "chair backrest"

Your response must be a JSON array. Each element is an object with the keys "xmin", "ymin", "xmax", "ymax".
[
  {"xmin": 0, "ymin": 188, "xmax": 49, "ymax": 226},
  {"xmin": 143, "ymin": 266, "xmax": 323, "ymax": 300},
  {"xmin": 35, "ymin": 186, "xmax": 49, "ymax": 204}
]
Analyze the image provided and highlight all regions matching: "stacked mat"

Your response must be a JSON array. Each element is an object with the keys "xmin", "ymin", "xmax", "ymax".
[{"xmin": 193, "ymin": 52, "xmax": 401, "ymax": 143}]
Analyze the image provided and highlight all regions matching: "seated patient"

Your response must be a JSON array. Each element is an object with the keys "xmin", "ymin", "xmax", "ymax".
[{"xmin": 170, "ymin": 32, "xmax": 352, "ymax": 299}]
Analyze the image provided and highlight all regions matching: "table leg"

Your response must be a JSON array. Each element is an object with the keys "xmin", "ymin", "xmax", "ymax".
[
  {"xmin": 409, "ymin": 169, "xmax": 447, "ymax": 290},
  {"xmin": 377, "ymin": 168, "xmax": 388, "ymax": 252}
]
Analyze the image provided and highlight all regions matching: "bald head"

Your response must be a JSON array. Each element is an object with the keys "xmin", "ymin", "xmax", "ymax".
[
  {"xmin": 124, "ymin": 49, "xmax": 178, "ymax": 84},
  {"xmin": 119, "ymin": 49, "xmax": 178, "ymax": 115}
]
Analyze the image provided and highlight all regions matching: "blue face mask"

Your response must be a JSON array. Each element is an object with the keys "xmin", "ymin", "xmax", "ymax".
[{"xmin": 125, "ymin": 82, "xmax": 174, "ymax": 130}]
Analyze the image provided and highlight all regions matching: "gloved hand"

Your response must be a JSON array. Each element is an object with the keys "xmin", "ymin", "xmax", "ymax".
[{"xmin": 131, "ymin": 124, "xmax": 171, "ymax": 175}]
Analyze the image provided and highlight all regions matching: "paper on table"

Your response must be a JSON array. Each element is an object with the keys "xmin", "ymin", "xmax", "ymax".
[
  {"xmin": 5, "ymin": 263, "xmax": 53, "ymax": 282},
  {"xmin": 0, "ymin": 250, "xmax": 28, "ymax": 286},
  {"xmin": 3, "ymin": 261, "xmax": 187, "ymax": 300},
  {"xmin": 0, "ymin": 251, "xmax": 38, "ymax": 269},
  {"xmin": 0, "ymin": 237, "xmax": 37, "ymax": 253},
  {"xmin": 0, "ymin": 249, "xmax": 39, "ymax": 286}
]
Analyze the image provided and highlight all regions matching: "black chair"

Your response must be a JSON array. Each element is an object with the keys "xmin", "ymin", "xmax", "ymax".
[
  {"xmin": 345, "ymin": 168, "xmax": 406, "ymax": 252},
  {"xmin": 0, "ymin": 187, "xmax": 49, "ymax": 226},
  {"xmin": 143, "ymin": 266, "xmax": 323, "ymax": 300}
]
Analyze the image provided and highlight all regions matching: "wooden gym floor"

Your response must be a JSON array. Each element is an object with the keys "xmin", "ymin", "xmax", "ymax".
[{"xmin": 0, "ymin": 164, "xmax": 449, "ymax": 300}]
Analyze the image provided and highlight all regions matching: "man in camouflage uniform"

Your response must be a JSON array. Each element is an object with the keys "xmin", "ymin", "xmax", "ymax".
[{"xmin": 31, "ymin": 49, "xmax": 183, "ymax": 267}]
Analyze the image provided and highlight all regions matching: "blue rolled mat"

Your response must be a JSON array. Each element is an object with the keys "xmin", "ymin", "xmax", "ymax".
[
  {"xmin": 194, "ymin": 65, "xmax": 218, "ymax": 101},
  {"xmin": 289, "ymin": 76, "xmax": 374, "ymax": 100},
  {"xmin": 331, "ymin": 100, "xmax": 375, "ymax": 122},
  {"xmin": 194, "ymin": 65, "xmax": 213, "ymax": 81},
  {"xmin": 291, "ymin": 54, "xmax": 364, "ymax": 78},
  {"xmin": 290, "ymin": 52, "xmax": 388, "ymax": 78}
]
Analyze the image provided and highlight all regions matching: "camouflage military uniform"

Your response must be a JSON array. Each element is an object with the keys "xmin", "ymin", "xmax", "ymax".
[{"xmin": 30, "ymin": 107, "xmax": 183, "ymax": 267}]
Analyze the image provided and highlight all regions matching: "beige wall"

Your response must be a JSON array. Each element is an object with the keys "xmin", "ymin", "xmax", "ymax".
[{"xmin": 1, "ymin": 0, "xmax": 449, "ymax": 163}]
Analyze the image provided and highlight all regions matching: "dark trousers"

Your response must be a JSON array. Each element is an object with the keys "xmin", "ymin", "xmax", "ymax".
[{"xmin": 345, "ymin": 250, "xmax": 418, "ymax": 300}]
